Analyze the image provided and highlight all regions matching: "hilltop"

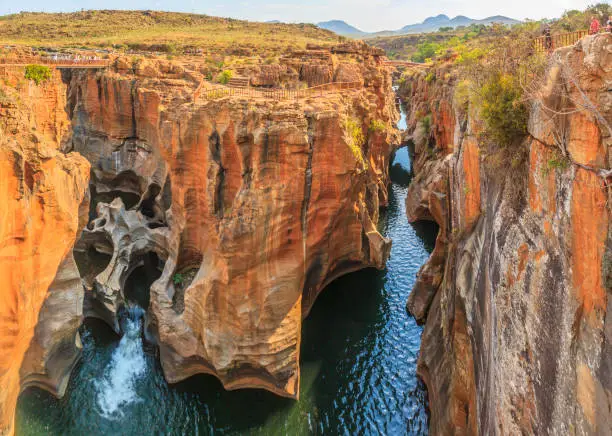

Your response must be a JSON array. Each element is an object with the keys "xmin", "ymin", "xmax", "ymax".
[
  {"xmin": 317, "ymin": 20, "xmax": 367, "ymax": 37},
  {"xmin": 0, "ymin": 10, "xmax": 341, "ymax": 57}
]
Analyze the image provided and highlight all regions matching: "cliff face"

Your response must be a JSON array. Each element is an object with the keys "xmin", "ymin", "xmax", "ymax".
[
  {"xmin": 0, "ymin": 43, "xmax": 397, "ymax": 433},
  {"xmin": 402, "ymin": 34, "xmax": 612, "ymax": 434},
  {"xmin": 4, "ymin": 42, "xmax": 398, "ymax": 409},
  {"xmin": 65, "ymin": 47, "xmax": 397, "ymax": 397},
  {"xmin": 0, "ymin": 68, "xmax": 90, "ymax": 435}
]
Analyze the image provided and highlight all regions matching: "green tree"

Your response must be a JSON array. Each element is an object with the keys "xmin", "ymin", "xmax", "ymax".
[{"xmin": 24, "ymin": 64, "xmax": 52, "ymax": 85}]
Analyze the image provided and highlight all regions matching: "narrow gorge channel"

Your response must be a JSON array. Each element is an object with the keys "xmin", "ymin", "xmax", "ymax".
[{"xmin": 15, "ymin": 106, "xmax": 436, "ymax": 435}]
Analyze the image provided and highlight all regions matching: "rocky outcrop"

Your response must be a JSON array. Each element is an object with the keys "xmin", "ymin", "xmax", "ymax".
[
  {"xmin": 0, "ymin": 68, "xmax": 90, "ymax": 435},
  {"xmin": 77, "ymin": 198, "xmax": 170, "ymax": 331},
  {"xmin": 0, "ymin": 41, "xmax": 397, "ymax": 429},
  {"xmin": 62, "ymin": 44, "xmax": 398, "ymax": 397},
  {"xmin": 0, "ymin": 42, "xmax": 397, "ymax": 410},
  {"xmin": 403, "ymin": 34, "xmax": 612, "ymax": 434}
]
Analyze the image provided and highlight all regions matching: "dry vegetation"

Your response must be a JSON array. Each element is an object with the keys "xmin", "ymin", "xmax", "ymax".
[
  {"xmin": 372, "ymin": 3, "xmax": 612, "ymax": 61},
  {"xmin": 0, "ymin": 10, "xmax": 341, "ymax": 57}
]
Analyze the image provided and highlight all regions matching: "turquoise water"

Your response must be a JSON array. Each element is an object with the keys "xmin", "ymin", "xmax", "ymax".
[{"xmin": 16, "ymin": 109, "xmax": 436, "ymax": 435}]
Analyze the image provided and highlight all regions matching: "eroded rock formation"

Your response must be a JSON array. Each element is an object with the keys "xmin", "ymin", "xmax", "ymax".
[
  {"xmin": 402, "ymin": 34, "xmax": 612, "ymax": 434},
  {"xmin": 0, "ymin": 67, "xmax": 90, "ymax": 435},
  {"xmin": 62, "ymin": 43, "xmax": 398, "ymax": 398},
  {"xmin": 0, "ymin": 41, "xmax": 398, "ymax": 432},
  {"xmin": 77, "ymin": 198, "xmax": 170, "ymax": 331}
]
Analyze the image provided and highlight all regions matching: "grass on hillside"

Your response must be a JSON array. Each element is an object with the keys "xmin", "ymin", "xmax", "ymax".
[
  {"xmin": 371, "ymin": 3, "xmax": 612, "ymax": 62},
  {"xmin": 0, "ymin": 10, "xmax": 341, "ymax": 57}
]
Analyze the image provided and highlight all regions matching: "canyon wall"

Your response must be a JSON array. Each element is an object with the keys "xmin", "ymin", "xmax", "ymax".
[
  {"xmin": 402, "ymin": 34, "xmax": 612, "ymax": 434},
  {"xmin": 0, "ymin": 68, "xmax": 90, "ymax": 435},
  {"xmin": 64, "ymin": 44, "xmax": 398, "ymax": 398},
  {"xmin": 0, "ymin": 40, "xmax": 398, "ymax": 433}
]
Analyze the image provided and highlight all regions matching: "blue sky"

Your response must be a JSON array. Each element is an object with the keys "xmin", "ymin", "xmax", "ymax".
[{"xmin": 0, "ymin": 0, "xmax": 601, "ymax": 32}]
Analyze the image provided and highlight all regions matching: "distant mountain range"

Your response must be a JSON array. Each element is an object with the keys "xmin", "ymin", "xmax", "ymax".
[
  {"xmin": 316, "ymin": 20, "xmax": 368, "ymax": 37},
  {"xmin": 317, "ymin": 14, "xmax": 520, "ymax": 38}
]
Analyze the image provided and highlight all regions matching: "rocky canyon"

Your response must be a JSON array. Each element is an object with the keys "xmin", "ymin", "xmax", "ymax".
[
  {"xmin": 2, "ymin": 8, "xmax": 611, "ymax": 435},
  {"xmin": 0, "ymin": 42, "xmax": 399, "ymax": 434}
]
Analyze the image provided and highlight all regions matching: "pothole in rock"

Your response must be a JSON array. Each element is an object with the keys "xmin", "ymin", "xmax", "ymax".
[
  {"xmin": 171, "ymin": 268, "xmax": 198, "ymax": 314},
  {"xmin": 124, "ymin": 252, "xmax": 164, "ymax": 309}
]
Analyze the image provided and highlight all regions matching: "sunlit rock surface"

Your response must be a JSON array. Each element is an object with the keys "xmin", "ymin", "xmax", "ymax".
[
  {"xmin": 0, "ymin": 40, "xmax": 399, "ymax": 431},
  {"xmin": 0, "ymin": 67, "xmax": 90, "ymax": 435},
  {"xmin": 401, "ymin": 34, "xmax": 612, "ymax": 434}
]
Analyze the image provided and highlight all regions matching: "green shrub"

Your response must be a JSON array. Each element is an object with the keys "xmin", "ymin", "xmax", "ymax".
[
  {"xmin": 343, "ymin": 117, "xmax": 367, "ymax": 169},
  {"xmin": 542, "ymin": 153, "xmax": 571, "ymax": 176},
  {"xmin": 173, "ymin": 273, "xmax": 184, "ymax": 286},
  {"xmin": 162, "ymin": 43, "xmax": 178, "ymax": 54},
  {"xmin": 454, "ymin": 79, "xmax": 471, "ymax": 112},
  {"xmin": 421, "ymin": 114, "xmax": 432, "ymax": 136},
  {"xmin": 24, "ymin": 64, "xmax": 52, "ymax": 85},
  {"xmin": 369, "ymin": 119, "xmax": 386, "ymax": 133},
  {"xmin": 131, "ymin": 56, "xmax": 143, "ymax": 70},
  {"xmin": 478, "ymin": 73, "xmax": 528, "ymax": 148},
  {"xmin": 216, "ymin": 70, "xmax": 233, "ymax": 84},
  {"xmin": 412, "ymin": 42, "xmax": 441, "ymax": 63}
]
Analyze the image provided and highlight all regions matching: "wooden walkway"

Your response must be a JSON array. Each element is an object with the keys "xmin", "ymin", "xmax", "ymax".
[
  {"xmin": 195, "ymin": 81, "xmax": 362, "ymax": 101},
  {"xmin": 534, "ymin": 30, "xmax": 588, "ymax": 53}
]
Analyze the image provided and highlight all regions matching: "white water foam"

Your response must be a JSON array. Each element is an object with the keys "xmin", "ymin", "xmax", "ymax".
[{"xmin": 95, "ymin": 306, "xmax": 147, "ymax": 419}]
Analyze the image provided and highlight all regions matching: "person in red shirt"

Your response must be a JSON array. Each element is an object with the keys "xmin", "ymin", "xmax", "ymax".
[{"xmin": 590, "ymin": 16, "xmax": 601, "ymax": 35}]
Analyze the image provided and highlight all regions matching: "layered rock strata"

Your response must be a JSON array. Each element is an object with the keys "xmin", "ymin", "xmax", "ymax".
[
  {"xmin": 0, "ymin": 68, "xmax": 90, "ymax": 435},
  {"xmin": 402, "ymin": 35, "xmax": 612, "ymax": 434}
]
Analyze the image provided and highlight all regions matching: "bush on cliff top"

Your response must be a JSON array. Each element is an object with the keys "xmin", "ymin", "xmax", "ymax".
[
  {"xmin": 216, "ymin": 70, "xmax": 233, "ymax": 85},
  {"xmin": 478, "ymin": 73, "xmax": 528, "ymax": 148},
  {"xmin": 24, "ymin": 65, "xmax": 52, "ymax": 85}
]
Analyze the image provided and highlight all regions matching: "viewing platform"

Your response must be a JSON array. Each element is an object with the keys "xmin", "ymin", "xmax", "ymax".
[{"xmin": 534, "ymin": 29, "xmax": 589, "ymax": 53}]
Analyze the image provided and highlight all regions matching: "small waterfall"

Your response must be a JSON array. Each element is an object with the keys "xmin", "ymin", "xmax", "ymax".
[{"xmin": 95, "ymin": 305, "xmax": 147, "ymax": 419}]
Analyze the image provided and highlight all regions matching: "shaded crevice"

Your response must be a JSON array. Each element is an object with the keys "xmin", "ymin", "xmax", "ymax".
[
  {"xmin": 130, "ymin": 80, "xmax": 138, "ymax": 138},
  {"xmin": 139, "ymin": 183, "xmax": 162, "ymax": 219},
  {"xmin": 301, "ymin": 116, "xmax": 315, "ymax": 243},
  {"xmin": 209, "ymin": 130, "xmax": 226, "ymax": 218},
  {"xmin": 173, "ymin": 238, "xmax": 203, "ymax": 314},
  {"xmin": 161, "ymin": 174, "xmax": 173, "ymax": 211},
  {"xmin": 123, "ymin": 252, "xmax": 163, "ymax": 309}
]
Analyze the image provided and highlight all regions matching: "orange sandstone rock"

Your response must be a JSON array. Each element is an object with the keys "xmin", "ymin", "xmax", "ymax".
[
  {"xmin": 0, "ymin": 141, "xmax": 89, "ymax": 435},
  {"xmin": 404, "ymin": 34, "xmax": 612, "ymax": 435}
]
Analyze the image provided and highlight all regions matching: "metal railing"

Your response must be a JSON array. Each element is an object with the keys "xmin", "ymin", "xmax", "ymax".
[
  {"xmin": 534, "ymin": 30, "xmax": 588, "ymax": 53},
  {"xmin": 196, "ymin": 81, "xmax": 362, "ymax": 101},
  {"xmin": 383, "ymin": 60, "xmax": 428, "ymax": 68},
  {"xmin": 0, "ymin": 57, "xmax": 110, "ymax": 68}
]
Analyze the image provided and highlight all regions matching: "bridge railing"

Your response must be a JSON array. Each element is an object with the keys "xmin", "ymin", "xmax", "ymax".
[
  {"xmin": 534, "ymin": 30, "xmax": 588, "ymax": 53},
  {"xmin": 383, "ymin": 61, "xmax": 429, "ymax": 68},
  {"xmin": 196, "ymin": 81, "xmax": 362, "ymax": 101},
  {"xmin": 0, "ymin": 57, "xmax": 110, "ymax": 67}
]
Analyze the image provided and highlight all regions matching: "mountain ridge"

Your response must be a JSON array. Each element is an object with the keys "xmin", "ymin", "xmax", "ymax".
[{"xmin": 317, "ymin": 14, "xmax": 520, "ymax": 37}]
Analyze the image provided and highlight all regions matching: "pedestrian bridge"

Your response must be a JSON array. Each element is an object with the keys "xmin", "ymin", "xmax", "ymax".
[
  {"xmin": 0, "ymin": 58, "xmax": 110, "ymax": 69},
  {"xmin": 382, "ymin": 60, "xmax": 429, "ymax": 69}
]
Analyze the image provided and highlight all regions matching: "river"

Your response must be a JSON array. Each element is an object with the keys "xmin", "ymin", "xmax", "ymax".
[{"xmin": 16, "ymin": 106, "xmax": 437, "ymax": 435}]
